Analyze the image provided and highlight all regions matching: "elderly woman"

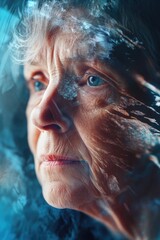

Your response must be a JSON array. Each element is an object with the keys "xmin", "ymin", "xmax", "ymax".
[{"xmin": 12, "ymin": 0, "xmax": 160, "ymax": 239}]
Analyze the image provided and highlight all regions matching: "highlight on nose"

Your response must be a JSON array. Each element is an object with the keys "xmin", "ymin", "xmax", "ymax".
[{"xmin": 31, "ymin": 102, "xmax": 71, "ymax": 133}]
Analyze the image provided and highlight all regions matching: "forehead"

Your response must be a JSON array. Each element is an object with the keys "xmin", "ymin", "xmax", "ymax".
[
  {"xmin": 24, "ymin": 5, "xmax": 120, "ymax": 64},
  {"xmin": 24, "ymin": 33, "xmax": 87, "ymax": 78},
  {"xmin": 23, "ymin": 6, "xmax": 145, "ymax": 80},
  {"xmin": 25, "ymin": 29, "xmax": 115, "ymax": 77}
]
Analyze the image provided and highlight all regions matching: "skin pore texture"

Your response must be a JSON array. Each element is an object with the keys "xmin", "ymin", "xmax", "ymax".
[{"xmin": 20, "ymin": 3, "xmax": 160, "ymax": 240}]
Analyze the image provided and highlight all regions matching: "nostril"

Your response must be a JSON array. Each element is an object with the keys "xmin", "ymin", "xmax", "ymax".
[
  {"xmin": 31, "ymin": 101, "xmax": 72, "ymax": 133},
  {"xmin": 52, "ymin": 118, "xmax": 71, "ymax": 133}
]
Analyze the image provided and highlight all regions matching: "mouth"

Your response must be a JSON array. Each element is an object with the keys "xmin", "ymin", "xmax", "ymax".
[{"xmin": 40, "ymin": 154, "xmax": 85, "ymax": 166}]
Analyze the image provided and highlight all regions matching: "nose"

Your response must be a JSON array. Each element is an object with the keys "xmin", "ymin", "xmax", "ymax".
[{"xmin": 31, "ymin": 86, "xmax": 72, "ymax": 133}]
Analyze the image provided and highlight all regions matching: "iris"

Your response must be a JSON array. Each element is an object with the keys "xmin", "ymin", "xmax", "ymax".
[{"xmin": 87, "ymin": 76, "xmax": 105, "ymax": 87}]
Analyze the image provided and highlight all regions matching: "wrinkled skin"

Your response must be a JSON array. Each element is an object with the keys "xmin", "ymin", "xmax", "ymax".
[{"xmin": 24, "ymin": 10, "xmax": 160, "ymax": 240}]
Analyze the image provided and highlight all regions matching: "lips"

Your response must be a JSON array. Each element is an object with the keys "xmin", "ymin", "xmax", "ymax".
[{"xmin": 40, "ymin": 154, "xmax": 83, "ymax": 166}]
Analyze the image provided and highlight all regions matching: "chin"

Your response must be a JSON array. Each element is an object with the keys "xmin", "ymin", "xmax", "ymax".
[{"xmin": 41, "ymin": 180, "xmax": 94, "ymax": 210}]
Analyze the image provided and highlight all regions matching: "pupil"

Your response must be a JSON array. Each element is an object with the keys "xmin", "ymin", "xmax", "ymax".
[{"xmin": 88, "ymin": 76, "xmax": 100, "ymax": 86}]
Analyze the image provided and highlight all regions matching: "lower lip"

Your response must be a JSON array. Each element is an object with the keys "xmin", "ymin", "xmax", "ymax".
[{"xmin": 41, "ymin": 160, "xmax": 83, "ymax": 166}]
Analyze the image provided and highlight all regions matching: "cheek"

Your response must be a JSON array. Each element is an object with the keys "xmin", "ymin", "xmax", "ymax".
[
  {"xmin": 26, "ymin": 104, "xmax": 39, "ymax": 155},
  {"xmin": 78, "ymin": 85, "xmax": 119, "ymax": 111},
  {"xmin": 73, "ymin": 104, "xmax": 155, "ymax": 196},
  {"xmin": 73, "ymin": 85, "xmax": 119, "ymax": 137},
  {"xmin": 74, "ymin": 111, "xmax": 122, "ymax": 197},
  {"xmin": 76, "ymin": 100, "xmax": 155, "ymax": 153}
]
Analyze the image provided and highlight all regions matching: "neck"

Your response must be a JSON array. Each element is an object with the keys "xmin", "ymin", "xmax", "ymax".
[
  {"xmin": 79, "ymin": 196, "xmax": 160, "ymax": 240},
  {"xmin": 78, "ymin": 198, "xmax": 132, "ymax": 239}
]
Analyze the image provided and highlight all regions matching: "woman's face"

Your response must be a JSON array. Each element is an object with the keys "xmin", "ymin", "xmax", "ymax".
[{"xmin": 24, "ymin": 26, "xmax": 156, "ymax": 211}]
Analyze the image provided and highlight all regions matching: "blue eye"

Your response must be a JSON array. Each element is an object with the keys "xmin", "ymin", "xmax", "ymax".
[
  {"xmin": 34, "ymin": 81, "xmax": 45, "ymax": 92},
  {"xmin": 87, "ymin": 76, "xmax": 105, "ymax": 87}
]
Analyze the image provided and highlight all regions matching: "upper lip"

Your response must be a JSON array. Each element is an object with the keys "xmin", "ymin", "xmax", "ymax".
[{"xmin": 40, "ymin": 154, "xmax": 81, "ymax": 163}]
